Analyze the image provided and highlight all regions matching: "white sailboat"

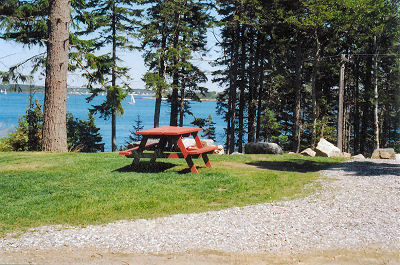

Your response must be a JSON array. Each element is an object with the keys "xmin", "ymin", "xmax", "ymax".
[{"xmin": 128, "ymin": 94, "xmax": 135, "ymax": 104}]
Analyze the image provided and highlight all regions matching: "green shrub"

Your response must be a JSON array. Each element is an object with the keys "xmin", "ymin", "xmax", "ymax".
[
  {"xmin": 67, "ymin": 113, "xmax": 104, "ymax": 152},
  {"xmin": 0, "ymin": 101, "xmax": 104, "ymax": 152}
]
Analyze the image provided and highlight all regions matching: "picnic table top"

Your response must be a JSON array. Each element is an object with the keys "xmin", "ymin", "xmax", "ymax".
[{"xmin": 136, "ymin": 126, "xmax": 202, "ymax": 136}]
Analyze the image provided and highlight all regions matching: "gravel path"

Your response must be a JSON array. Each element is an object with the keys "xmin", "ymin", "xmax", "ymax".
[{"xmin": 1, "ymin": 159, "xmax": 399, "ymax": 254}]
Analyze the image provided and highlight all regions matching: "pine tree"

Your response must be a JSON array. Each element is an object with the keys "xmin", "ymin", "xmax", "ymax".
[
  {"xmin": 126, "ymin": 114, "xmax": 144, "ymax": 144},
  {"xmin": 0, "ymin": 0, "xmax": 93, "ymax": 151},
  {"xmin": 84, "ymin": 0, "xmax": 140, "ymax": 151},
  {"xmin": 202, "ymin": 114, "xmax": 216, "ymax": 141},
  {"xmin": 140, "ymin": 0, "xmax": 210, "ymax": 127}
]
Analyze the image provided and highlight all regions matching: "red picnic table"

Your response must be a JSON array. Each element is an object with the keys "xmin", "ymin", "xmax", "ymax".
[{"xmin": 119, "ymin": 126, "xmax": 218, "ymax": 173}]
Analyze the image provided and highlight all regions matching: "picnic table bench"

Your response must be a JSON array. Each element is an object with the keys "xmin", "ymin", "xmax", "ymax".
[{"xmin": 119, "ymin": 126, "xmax": 218, "ymax": 173}]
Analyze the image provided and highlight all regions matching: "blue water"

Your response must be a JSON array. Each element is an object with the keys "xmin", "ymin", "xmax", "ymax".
[{"xmin": 0, "ymin": 93, "xmax": 225, "ymax": 151}]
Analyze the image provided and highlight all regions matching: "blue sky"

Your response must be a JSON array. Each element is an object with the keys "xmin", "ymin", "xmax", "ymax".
[{"xmin": 0, "ymin": 29, "xmax": 222, "ymax": 92}]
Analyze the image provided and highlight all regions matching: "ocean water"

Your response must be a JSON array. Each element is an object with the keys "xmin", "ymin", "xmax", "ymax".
[{"xmin": 0, "ymin": 92, "xmax": 225, "ymax": 151}]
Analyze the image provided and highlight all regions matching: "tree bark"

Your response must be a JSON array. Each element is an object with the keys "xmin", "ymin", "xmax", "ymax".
[
  {"xmin": 293, "ymin": 44, "xmax": 303, "ymax": 153},
  {"xmin": 247, "ymin": 29, "xmax": 257, "ymax": 143},
  {"xmin": 373, "ymin": 35, "xmax": 379, "ymax": 149},
  {"xmin": 255, "ymin": 51, "xmax": 264, "ymax": 142},
  {"xmin": 179, "ymin": 85, "xmax": 185, "ymax": 127},
  {"xmin": 311, "ymin": 29, "xmax": 320, "ymax": 149},
  {"xmin": 237, "ymin": 25, "xmax": 246, "ymax": 153},
  {"xmin": 170, "ymin": 11, "xmax": 181, "ymax": 127},
  {"xmin": 228, "ymin": 24, "xmax": 238, "ymax": 154},
  {"xmin": 337, "ymin": 55, "xmax": 346, "ymax": 152},
  {"xmin": 111, "ymin": 0, "xmax": 117, "ymax": 151},
  {"xmin": 353, "ymin": 59, "xmax": 360, "ymax": 154},
  {"xmin": 360, "ymin": 48, "xmax": 373, "ymax": 155},
  {"xmin": 154, "ymin": 19, "xmax": 168, "ymax": 128},
  {"xmin": 42, "ymin": 0, "xmax": 70, "ymax": 152}
]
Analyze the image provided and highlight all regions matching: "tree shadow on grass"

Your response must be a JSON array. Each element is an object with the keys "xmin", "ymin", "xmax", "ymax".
[
  {"xmin": 114, "ymin": 161, "xmax": 177, "ymax": 173},
  {"xmin": 246, "ymin": 159, "xmax": 340, "ymax": 173}
]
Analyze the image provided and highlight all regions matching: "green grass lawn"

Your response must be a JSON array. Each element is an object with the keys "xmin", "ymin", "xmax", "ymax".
[{"xmin": 0, "ymin": 152, "xmax": 345, "ymax": 236}]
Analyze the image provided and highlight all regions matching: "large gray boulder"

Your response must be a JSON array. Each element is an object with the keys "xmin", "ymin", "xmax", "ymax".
[
  {"xmin": 371, "ymin": 148, "xmax": 396, "ymax": 159},
  {"xmin": 244, "ymin": 142, "xmax": 283, "ymax": 155},
  {"xmin": 315, "ymin": 138, "xmax": 342, "ymax": 157}
]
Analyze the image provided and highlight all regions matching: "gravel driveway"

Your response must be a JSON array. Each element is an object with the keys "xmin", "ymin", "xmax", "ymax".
[{"xmin": 0, "ymin": 159, "xmax": 399, "ymax": 262}]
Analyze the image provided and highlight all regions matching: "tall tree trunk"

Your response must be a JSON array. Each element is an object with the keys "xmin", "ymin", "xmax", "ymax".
[
  {"xmin": 154, "ymin": 20, "xmax": 168, "ymax": 128},
  {"xmin": 255, "ymin": 52, "xmax": 264, "ymax": 142},
  {"xmin": 179, "ymin": 84, "xmax": 185, "ymax": 127},
  {"xmin": 237, "ymin": 25, "xmax": 246, "ymax": 153},
  {"xmin": 228, "ymin": 25, "xmax": 238, "ymax": 154},
  {"xmin": 170, "ymin": 11, "xmax": 181, "ymax": 127},
  {"xmin": 311, "ymin": 29, "xmax": 320, "ymax": 149},
  {"xmin": 353, "ymin": 59, "xmax": 360, "ymax": 154},
  {"xmin": 293, "ymin": 44, "xmax": 303, "ymax": 153},
  {"xmin": 337, "ymin": 55, "xmax": 346, "ymax": 151},
  {"xmin": 360, "ymin": 51, "xmax": 373, "ymax": 155},
  {"xmin": 247, "ymin": 29, "xmax": 257, "ymax": 143},
  {"xmin": 373, "ymin": 36, "xmax": 379, "ymax": 149},
  {"xmin": 42, "ymin": 0, "xmax": 70, "ymax": 152},
  {"xmin": 170, "ymin": 74, "xmax": 179, "ymax": 126},
  {"xmin": 111, "ymin": 0, "xmax": 117, "ymax": 151}
]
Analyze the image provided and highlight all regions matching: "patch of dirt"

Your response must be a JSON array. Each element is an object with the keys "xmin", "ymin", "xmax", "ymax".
[{"xmin": 1, "ymin": 248, "xmax": 399, "ymax": 265}]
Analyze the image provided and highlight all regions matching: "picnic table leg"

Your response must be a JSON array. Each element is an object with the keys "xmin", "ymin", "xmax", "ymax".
[
  {"xmin": 132, "ymin": 136, "xmax": 148, "ymax": 167},
  {"xmin": 193, "ymin": 132, "xmax": 212, "ymax": 168},
  {"xmin": 202, "ymin": 154, "xmax": 212, "ymax": 168},
  {"xmin": 150, "ymin": 136, "xmax": 167, "ymax": 163},
  {"xmin": 176, "ymin": 136, "xmax": 199, "ymax": 174},
  {"xmin": 185, "ymin": 156, "xmax": 198, "ymax": 173},
  {"xmin": 193, "ymin": 132, "xmax": 204, "ymax": 149}
]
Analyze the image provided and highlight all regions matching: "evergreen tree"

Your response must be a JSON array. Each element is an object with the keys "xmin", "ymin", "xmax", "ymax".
[
  {"xmin": 84, "ymin": 0, "xmax": 140, "ymax": 151},
  {"xmin": 202, "ymin": 114, "xmax": 216, "ymax": 141},
  {"xmin": 0, "ymin": 0, "xmax": 92, "ymax": 151},
  {"xmin": 126, "ymin": 114, "xmax": 144, "ymax": 144},
  {"xmin": 66, "ymin": 113, "xmax": 104, "ymax": 152},
  {"xmin": 140, "ymin": 0, "xmax": 210, "ymax": 127}
]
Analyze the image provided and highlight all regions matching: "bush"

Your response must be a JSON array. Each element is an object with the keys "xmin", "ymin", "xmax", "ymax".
[
  {"xmin": 0, "ymin": 99, "xmax": 42, "ymax": 151},
  {"xmin": 67, "ymin": 113, "xmax": 104, "ymax": 152},
  {"xmin": 0, "ymin": 101, "xmax": 104, "ymax": 152}
]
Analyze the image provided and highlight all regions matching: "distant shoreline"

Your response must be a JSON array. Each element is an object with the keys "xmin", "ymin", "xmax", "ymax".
[{"xmin": 1, "ymin": 91, "xmax": 218, "ymax": 102}]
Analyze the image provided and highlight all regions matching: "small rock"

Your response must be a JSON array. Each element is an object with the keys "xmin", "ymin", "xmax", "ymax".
[
  {"xmin": 214, "ymin": 145, "xmax": 225, "ymax": 155},
  {"xmin": 352, "ymin": 154, "xmax": 365, "ymax": 160},
  {"xmin": 300, "ymin": 148, "xmax": 316, "ymax": 157},
  {"xmin": 371, "ymin": 148, "xmax": 396, "ymax": 159},
  {"xmin": 341, "ymin": 152, "xmax": 352, "ymax": 158},
  {"xmin": 396, "ymin": 154, "xmax": 400, "ymax": 161}
]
